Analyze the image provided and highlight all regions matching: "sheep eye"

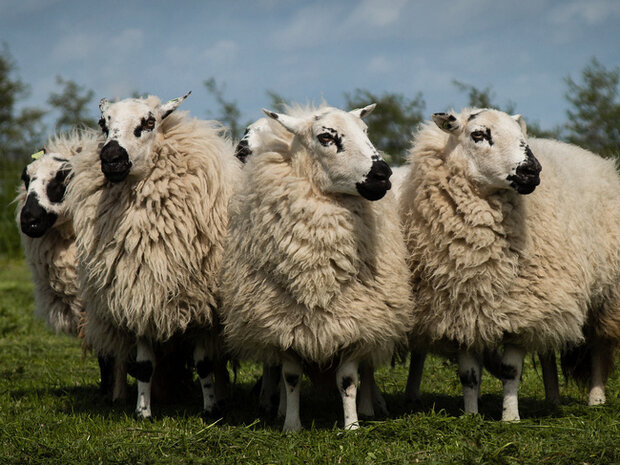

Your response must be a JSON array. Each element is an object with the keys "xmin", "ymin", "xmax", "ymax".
[
  {"xmin": 145, "ymin": 117, "xmax": 155, "ymax": 130},
  {"xmin": 317, "ymin": 133, "xmax": 333, "ymax": 145},
  {"xmin": 471, "ymin": 130, "xmax": 485, "ymax": 143}
]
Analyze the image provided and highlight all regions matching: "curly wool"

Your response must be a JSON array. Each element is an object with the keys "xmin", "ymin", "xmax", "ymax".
[
  {"xmin": 67, "ymin": 109, "xmax": 241, "ymax": 356},
  {"xmin": 219, "ymin": 111, "xmax": 413, "ymax": 366},
  {"xmin": 16, "ymin": 129, "xmax": 102, "ymax": 335},
  {"xmin": 401, "ymin": 124, "xmax": 620, "ymax": 354}
]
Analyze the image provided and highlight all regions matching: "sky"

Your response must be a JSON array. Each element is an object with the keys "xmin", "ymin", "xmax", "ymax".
[{"xmin": 1, "ymin": 0, "xmax": 619, "ymax": 135}]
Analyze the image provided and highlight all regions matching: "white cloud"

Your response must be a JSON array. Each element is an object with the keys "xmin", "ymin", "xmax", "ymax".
[
  {"xmin": 551, "ymin": 0, "xmax": 620, "ymax": 25},
  {"xmin": 51, "ymin": 28, "xmax": 144, "ymax": 64},
  {"xmin": 202, "ymin": 40, "xmax": 239, "ymax": 65},
  {"xmin": 349, "ymin": 0, "xmax": 407, "ymax": 28},
  {"xmin": 366, "ymin": 55, "xmax": 392, "ymax": 74}
]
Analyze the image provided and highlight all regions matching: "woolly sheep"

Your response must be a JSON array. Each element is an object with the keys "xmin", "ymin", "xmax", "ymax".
[
  {"xmin": 400, "ymin": 107, "xmax": 620, "ymax": 420},
  {"xmin": 66, "ymin": 92, "xmax": 242, "ymax": 419},
  {"xmin": 218, "ymin": 103, "xmax": 413, "ymax": 431}
]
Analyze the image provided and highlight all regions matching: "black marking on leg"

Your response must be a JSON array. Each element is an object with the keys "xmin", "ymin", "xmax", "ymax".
[
  {"xmin": 129, "ymin": 360, "xmax": 153, "ymax": 382},
  {"xmin": 500, "ymin": 363, "xmax": 518, "ymax": 380},
  {"xmin": 203, "ymin": 383, "xmax": 213, "ymax": 389},
  {"xmin": 341, "ymin": 376, "xmax": 354, "ymax": 393},
  {"xmin": 196, "ymin": 359, "xmax": 214, "ymax": 379},
  {"xmin": 459, "ymin": 368, "xmax": 478, "ymax": 389},
  {"xmin": 284, "ymin": 374, "xmax": 299, "ymax": 389}
]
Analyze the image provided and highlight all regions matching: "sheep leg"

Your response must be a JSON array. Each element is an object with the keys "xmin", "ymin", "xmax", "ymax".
[
  {"xmin": 501, "ymin": 345, "xmax": 524, "ymax": 421},
  {"xmin": 134, "ymin": 340, "xmax": 155, "ymax": 419},
  {"xmin": 337, "ymin": 359, "xmax": 360, "ymax": 430},
  {"xmin": 589, "ymin": 342, "xmax": 606, "ymax": 405},
  {"xmin": 112, "ymin": 356, "xmax": 128, "ymax": 402},
  {"xmin": 98, "ymin": 354, "xmax": 114, "ymax": 395},
  {"xmin": 405, "ymin": 350, "xmax": 426, "ymax": 402},
  {"xmin": 259, "ymin": 363, "xmax": 281, "ymax": 415},
  {"xmin": 214, "ymin": 360, "xmax": 230, "ymax": 405},
  {"xmin": 457, "ymin": 350, "xmax": 481, "ymax": 414},
  {"xmin": 194, "ymin": 343, "xmax": 218, "ymax": 417},
  {"xmin": 281, "ymin": 359, "xmax": 303, "ymax": 432},
  {"xmin": 538, "ymin": 351, "xmax": 561, "ymax": 405},
  {"xmin": 277, "ymin": 371, "xmax": 287, "ymax": 419},
  {"xmin": 358, "ymin": 361, "xmax": 375, "ymax": 418}
]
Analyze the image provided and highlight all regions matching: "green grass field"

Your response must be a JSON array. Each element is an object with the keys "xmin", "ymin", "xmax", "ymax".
[{"xmin": 1, "ymin": 258, "xmax": 619, "ymax": 465}]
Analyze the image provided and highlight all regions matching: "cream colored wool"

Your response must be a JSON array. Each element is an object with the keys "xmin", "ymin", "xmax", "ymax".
[
  {"xmin": 66, "ymin": 105, "xmax": 241, "ymax": 357},
  {"xmin": 219, "ymin": 108, "xmax": 413, "ymax": 366},
  {"xmin": 15, "ymin": 129, "xmax": 102, "ymax": 335},
  {"xmin": 401, "ymin": 123, "xmax": 620, "ymax": 354}
]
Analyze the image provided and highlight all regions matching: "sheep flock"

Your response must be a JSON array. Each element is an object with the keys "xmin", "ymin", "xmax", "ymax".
[{"xmin": 12, "ymin": 91, "xmax": 620, "ymax": 431}]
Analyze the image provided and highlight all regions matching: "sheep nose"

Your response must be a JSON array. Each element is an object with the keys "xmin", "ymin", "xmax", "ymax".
[
  {"xmin": 367, "ymin": 159, "xmax": 392, "ymax": 182},
  {"xmin": 100, "ymin": 140, "xmax": 131, "ymax": 182}
]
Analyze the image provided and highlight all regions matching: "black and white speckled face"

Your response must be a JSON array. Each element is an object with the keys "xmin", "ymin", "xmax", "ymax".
[
  {"xmin": 19, "ymin": 153, "xmax": 71, "ymax": 237},
  {"xmin": 263, "ymin": 104, "xmax": 392, "ymax": 200},
  {"xmin": 98, "ymin": 92, "xmax": 190, "ymax": 182},
  {"xmin": 433, "ymin": 109, "xmax": 541, "ymax": 194}
]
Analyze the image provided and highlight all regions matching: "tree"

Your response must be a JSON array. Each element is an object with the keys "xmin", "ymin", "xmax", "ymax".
[
  {"xmin": 564, "ymin": 57, "xmax": 620, "ymax": 158},
  {"xmin": 344, "ymin": 89, "xmax": 425, "ymax": 165},
  {"xmin": 204, "ymin": 77, "xmax": 242, "ymax": 140},
  {"xmin": 47, "ymin": 76, "xmax": 97, "ymax": 131},
  {"xmin": 453, "ymin": 80, "xmax": 561, "ymax": 139}
]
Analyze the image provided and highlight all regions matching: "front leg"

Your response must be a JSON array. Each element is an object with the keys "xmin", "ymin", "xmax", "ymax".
[
  {"xmin": 281, "ymin": 358, "xmax": 303, "ymax": 432},
  {"xmin": 457, "ymin": 350, "xmax": 482, "ymax": 414},
  {"xmin": 337, "ymin": 359, "xmax": 360, "ymax": 430},
  {"xmin": 501, "ymin": 344, "xmax": 525, "ymax": 421},
  {"xmin": 405, "ymin": 350, "xmax": 427, "ymax": 403},
  {"xmin": 538, "ymin": 351, "xmax": 560, "ymax": 405},
  {"xmin": 259, "ymin": 363, "xmax": 282, "ymax": 416},
  {"xmin": 589, "ymin": 342, "xmax": 606, "ymax": 405},
  {"xmin": 134, "ymin": 339, "xmax": 155, "ymax": 419},
  {"xmin": 194, "ymin": 342, "xmax": 218, "ymax": 417}
]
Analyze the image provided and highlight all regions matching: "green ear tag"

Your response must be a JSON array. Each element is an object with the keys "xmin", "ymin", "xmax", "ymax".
[
  {"xmin": 167, "ymin": 98, "xmax": 180, "ymax": 104},
  {"xmin": 31, "ymin": 150, "xmax": 44, "ymax": 160},
  {"xmin": 442, "ymin": 121, "xmax": 451, "ymax": 130}
]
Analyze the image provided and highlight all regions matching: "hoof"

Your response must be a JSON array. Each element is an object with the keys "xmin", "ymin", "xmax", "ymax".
[
  {"xmin": 202, "ymin": 404, "xmax": 223, "ymax": 421},
  {"xmin": 134, "ymin": 410, "xmax": 153, "ymax": 421},
  {"xmin": 282, "ymin": 420, "xmax": 302, "ymax": 432}
]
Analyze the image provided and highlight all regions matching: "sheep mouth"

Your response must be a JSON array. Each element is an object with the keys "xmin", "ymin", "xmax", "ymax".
[
  {"xmin": 507, "ymin": 173, "xmax": 540, "ymax": 195},
  {"xmin": 356, "ymin": 178, "xmax": 391, "ymax": 201},
  {"xmin": 101, "ymin": 161, "xmax": 131, "ymax": 183}
]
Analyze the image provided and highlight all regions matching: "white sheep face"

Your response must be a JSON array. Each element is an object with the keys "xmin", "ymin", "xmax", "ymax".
[
  {"xmin": 98, "ymin": 92, "xmax": 190, "ymax": 182},
  {"xmin": 433, "ymin": 108, "xmax": 541, "ymax": 194},
  {"xmin": 263, "ymin": 105, "xmax": 393, "ymax": 200},
  {"xmin": 19, "ymin": 153, "xmax": 71, "ymax": 238}
]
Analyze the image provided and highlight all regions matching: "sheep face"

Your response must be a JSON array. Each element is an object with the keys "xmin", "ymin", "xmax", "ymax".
[
  {"xmin": 263, "ymin": 104, "xmax": 392, "ymax": 201},
  {"xmin": 19, "ymin": 153, "xmax": 71, "ymax": 238},
  {"xmin": 433, "ymin": 109, "xmax": 541, "ymax": 195},
  {"xmin": 235, "ymin": 118, "xmax": 273, "ymax": 163},
  {"xmin": 97, "ymin": 92, "xmax": 190, "ymax": 182}
]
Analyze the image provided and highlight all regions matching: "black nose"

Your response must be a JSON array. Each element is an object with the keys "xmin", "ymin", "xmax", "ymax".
[
  {"xmin": 234, "ymin": 139, "xmax": 252, "ymax": 164},
  {"xmin": 356, "ymin": 159, "xmax": 393, "ymax": 201},
  {"xmin": 367, "ymin": 159, "xmax": 392, "ymax": 182},
  {"xmin": 20, "ymin": 194, "xmax": 57, "ymax": 238},
  {"xmin": 100, "ymin": 140, "xmax": 131, "ymax": 182},
  {"xmin": 516, "ymin": 149, "xmax": 542, "ymax": 177}
]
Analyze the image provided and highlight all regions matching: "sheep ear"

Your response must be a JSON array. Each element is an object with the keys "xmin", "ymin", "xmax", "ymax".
[
  {"xmin": 432, "ymin": 112, "xmax": 460, "ymax": 134},
  {"xmin": 99, "ymin": 98, "xmax": 110, "ymax": 114},
  {"xmin": 350, "ymin": 103, "xmax": 376, "ymax": 119},
  {"xmin": 512, "ymin": 114, "xmax": 527, "ymax": 136},
  {"xmin": 158, "ymin": 90, "xmax": 191, "ymax": 120},
  {"xmin": 262, "ymin": 108, "xmax": 304, "ymax": 135}
]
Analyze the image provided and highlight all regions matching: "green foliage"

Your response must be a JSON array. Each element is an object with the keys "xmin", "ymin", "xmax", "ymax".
[
  {"xmin": 453, "ymin": 80, "xmax": 516, "ymax": 113},
  {"xmin": 2, "ymin": 261, "xmax": 620, "ymax": 464},
  {"xmin": 204, "ymin": 77, "xmax": 243, "ymax": 140},
  {"xmin": 564, "ymin": 57, "xmax": 620, "ymax": 158},
  {"xmin": 47, "ymin": 76, "xmax": 97, "ymax": 132},
  {"xmin": 0, "ymin": 158, "xmax": 24, "ymax": 259},
  {"xmin": 345, "ymin": 89, "xmax": 425, "ymax": 165}
]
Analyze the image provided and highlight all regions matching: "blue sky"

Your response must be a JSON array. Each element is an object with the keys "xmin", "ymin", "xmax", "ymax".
[{"xmin": 1, "ymin": 0, "xmax": 619, "ymax": 134}]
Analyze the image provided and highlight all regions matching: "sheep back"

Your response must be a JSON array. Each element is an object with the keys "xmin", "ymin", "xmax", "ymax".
[
  {"xmin": 67, "ymin": 112, "xmax": 240, "ymax": 350},
  {"xmin": 219, "ymin": 149, "xmax": 413, "ymax": 366}
]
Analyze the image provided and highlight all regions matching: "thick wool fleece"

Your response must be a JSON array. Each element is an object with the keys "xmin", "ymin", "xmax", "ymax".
[
  {"xmin": 219, "ymin": 142, "xmax": 413, "ymax": 366},
  {"xmin": 16, "ymin": 129, "xmax": 102, "ymax": 335},
  {"xmin": 401, "ymin": 126, "xmax": 620, "ymax": 354},
  {"xmin": 67, "ymin": 110, "xmax": 240, "ymax": 357}
]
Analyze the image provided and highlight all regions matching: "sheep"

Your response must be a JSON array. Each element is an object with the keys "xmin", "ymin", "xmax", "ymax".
[
  {"xmin": 66, "ymin": 92, "xmax": 242, "ymax": 419},
  {"xmin": 218, "ymin": 103, "xmax": 413, "ymax": 431},
  {"xmin": 400, "ymin": 107, "xmax": 620, "ymax": 421},
  {"xmin": 15, "ymin": 129, "xmax": 123, "ymax": 392}
]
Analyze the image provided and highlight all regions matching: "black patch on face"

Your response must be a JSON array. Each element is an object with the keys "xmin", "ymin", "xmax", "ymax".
[
  {"xmin": 318, "ymin": 127, "xmax": 344, "ymax": 153},
  {"xmin": 46, "ymin": 168, "xmax": 70, "ymax": 203},
  {"xmin": 471, "ymin": 127, "xmax": 493, "ymax": 145},
  {"xmin": 196, "ymin": 358, "xmax": 214, "ymax": 379},
  {"xmin": 20, "ymin": 193, "xmax": 58, "ymax": 238},
  {"xmin": 21, "ymin": 167, "xmax": 30, "ymax": 189},
  {"xmin": 284, "ymin": 374, "xmax": 299, "ymax": 389},
  {"xmin": 356, "ymin": 159, "xmax": 392, "ymax": 201},
  {"xmin": 129, "ymin": 360, "xmax": 153, "ymax": 382},
  {"xmin": 500, "ymin": 363, "xmax": 518, "ymax": 380},
  {"xmin": 134, "ymin": 114, "xmax": 156, "ymax": 138},
  {"xmin": 98, "ymin": 117, "xmax": 109, "ymax": 136},
  {"xmin": 234, "ymin": 139, "xmax": 252, "ymax": 163},
  {"xmin": 340, "ymin": 376, "xmax": 354, "ymax": 392},
  {"xmin": 459, "ymin": 368, "xmax": 478, "ymax": 389},
  {"xmin": 507, "ymin": 142, "xmax": 542, "ymax": 195}
]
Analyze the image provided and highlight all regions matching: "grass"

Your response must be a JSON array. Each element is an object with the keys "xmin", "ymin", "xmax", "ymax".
[{"xmin": 1, "ymin": 258, "xmax": 619, "ymax": 464}]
